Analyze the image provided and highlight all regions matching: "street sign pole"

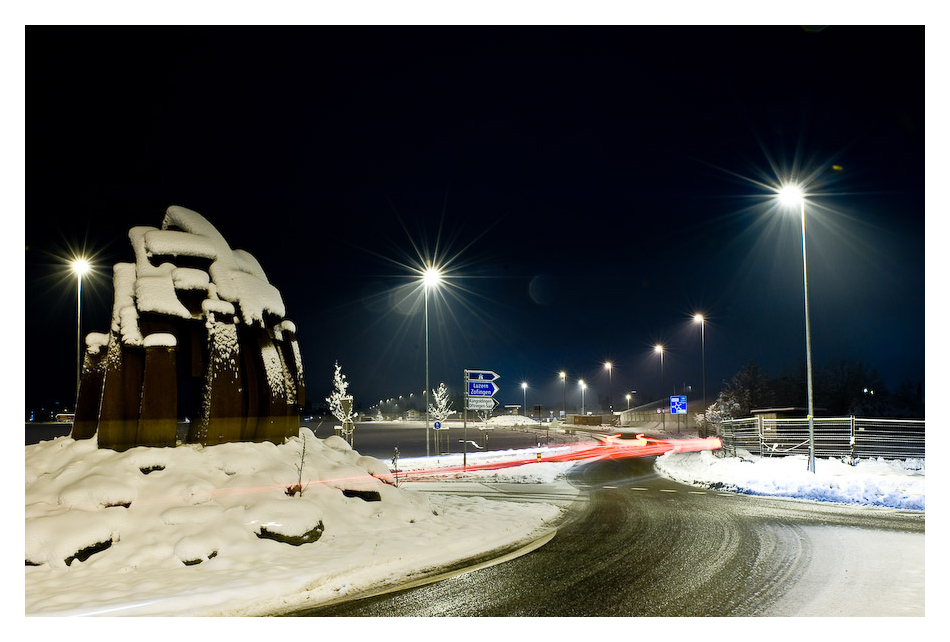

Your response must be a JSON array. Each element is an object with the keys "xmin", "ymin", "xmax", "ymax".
[
  {"xmin": 464, "ymin": 368, "xmax": 500, "ymax": 468},
  {"xmin": 463, "ymin": 370, "xmax": 467, "ymax": 469}
]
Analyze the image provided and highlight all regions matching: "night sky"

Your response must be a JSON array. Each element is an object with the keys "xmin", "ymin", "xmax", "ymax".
[{"xmin": 24, "ymin": 25, "xmax": 925, "ymax": 417}]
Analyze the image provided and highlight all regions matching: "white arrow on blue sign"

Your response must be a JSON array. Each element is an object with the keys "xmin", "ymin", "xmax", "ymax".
[
  {"xmin": 465, "ymin": 369, "xmax": 499, "ymax": 382},
  {"xmin": 468, "ymin": 380, "xmax": 499, "ymax": 397}
]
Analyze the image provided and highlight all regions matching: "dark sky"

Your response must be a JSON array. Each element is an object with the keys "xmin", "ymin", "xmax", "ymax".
[{"xmin": 25, "ymin": 26, "xmax": 925, "ymax": 416}]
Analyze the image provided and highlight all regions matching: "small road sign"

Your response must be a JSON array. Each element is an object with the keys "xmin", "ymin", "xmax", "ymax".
[
  {"xmin": 466, "ymin": 397, "xmax": 498, "ymax": 410},
  {"xmin": 433, "ymin": 421, "xmax": 442, "ymax": 430},
  {"xmin": 670, "ymin": 396, "xmax": 687, "ymax": 415},
  {"xmin": 465, "ymin": 369, "xmax": 500, "ymax": 381}
]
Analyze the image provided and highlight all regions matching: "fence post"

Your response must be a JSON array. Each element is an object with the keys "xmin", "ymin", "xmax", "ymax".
[
  {"xmin": 849, "ymin": 416, "xmax": 856, "ymax": 465},
  {"xmin": 757, "ymin": 414, "xmax": 764, "ymax": 457}
]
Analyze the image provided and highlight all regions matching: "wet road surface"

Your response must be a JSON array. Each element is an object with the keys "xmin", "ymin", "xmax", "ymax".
[{"xmin": 288, "ymin": 456, "xmax": 924, "ymax": 616}]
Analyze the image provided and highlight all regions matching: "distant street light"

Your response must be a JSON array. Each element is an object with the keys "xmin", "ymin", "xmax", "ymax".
[
  {"xmin": 423, "ymin": 265, "xmax": 442, "ymax": 457},
  {"xmin": 579, "ymin": 379, "xmax": 586, "ymax": 415},
  {"xmin": 604, "ymin": 362, "xmax": 613, "ymax": 413},
  {"xmin": 559, "ymin": 371, "xmax": 566, "ymax": 419},
  {"xmin": 693, "ymin": 314, "xmax": 707, "ymax": 437},
  {"xmin": 71, "ymin": 257, "xmax": 91, "ymax": 402},
  {"xmin": 626, "ymin": 393, "xmax": 631, "ymax": 410},
  {"xmin": 777, "ymin": 184, "xmax": 816, "ymax": 474}
]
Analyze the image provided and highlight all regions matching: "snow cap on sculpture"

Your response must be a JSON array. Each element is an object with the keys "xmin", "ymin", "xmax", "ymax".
[{"xmin": 125, "ymin": 205, "xmax": 285, "ymax": 330}]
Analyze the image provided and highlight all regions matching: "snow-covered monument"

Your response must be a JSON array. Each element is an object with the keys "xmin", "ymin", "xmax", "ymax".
[{"xmin": 71, "ymin": 206, "xmax": 305, "ymax": 451}]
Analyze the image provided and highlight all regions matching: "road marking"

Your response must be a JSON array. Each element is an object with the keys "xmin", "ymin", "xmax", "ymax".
[
  {"xmin": 629, "ymin": 487, "xmax": 650, "ymax": 491},
  {"xmin": 660, "ymin": 489, "xmax": 678, "ymax": 493},
  {"xmin": 688, "ymin": 491, "xmax": 707, "ymax": 495}
]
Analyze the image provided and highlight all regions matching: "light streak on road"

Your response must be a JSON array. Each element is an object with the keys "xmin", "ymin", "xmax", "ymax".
[
  {"xmin": 132, "ymin": 435, "xmax": 721, "ymax": 505},
  {"xmin": 391, "ymin": 434, "xmax": 722, "ymax": 481}
]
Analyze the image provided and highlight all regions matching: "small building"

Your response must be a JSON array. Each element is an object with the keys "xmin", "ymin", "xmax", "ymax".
[
  {"xmin": 751, "ymin": 407, "xmax": 826, "ymax": 420},
  {"xmin": 751, "ymin": 407, "xmax": 806, "ymax": 420}
]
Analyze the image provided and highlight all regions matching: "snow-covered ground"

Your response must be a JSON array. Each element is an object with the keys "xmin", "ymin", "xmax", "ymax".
[
  {"xmin": 25, "ymin": 430, "xmax": 571, "ymax": 617},
  {"xmin": 24, "ymin": 428, "xmax": 926, "ymax": 620}
]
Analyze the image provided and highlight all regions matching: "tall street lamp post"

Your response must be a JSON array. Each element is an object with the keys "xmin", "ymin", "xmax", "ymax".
[
  {"xmin": 522, "ymin": 382, "xmax": 528, "ymax": 418},
  {"xmin": 654, "ymin": 344, "xmax": 664, "ymax": 398},
  {"xmin": 71, "ymin": 258, "xmax": 91, "ymax": 402},
  {"xmin": 559, "ymin": 371, "xmax": 566, "ymax": 420},
  {"xmin": 604, "ymin": 362, "xmax": 613, "ymax": 414},
  {"xmin": 579, "ymin": 379, "xmax": 586, "ymax": 416},
  {"xmin": 694, "ymin": 314, "xmax": 706, "ymax": 437},
  {"xmin": 423, "ymin": 266, "xmax": 441, "ymax": 457},
  {"xmin": 778, "ymin": 185, "xmax": 816, "ymax": 473}
]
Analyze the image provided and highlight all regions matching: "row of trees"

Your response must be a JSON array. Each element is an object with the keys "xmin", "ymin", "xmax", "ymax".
[
  {"xmin": 703, "ymin": 359, "xmax": 924, "ymax": 425},
  {"xmin": 325, "ymin": 361, "xmax": 455, "ymax": 425}
]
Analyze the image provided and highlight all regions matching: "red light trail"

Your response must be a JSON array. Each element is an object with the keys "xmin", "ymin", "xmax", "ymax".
[
  {"xmin": 130, "ymin": 435, "xmax": 722, "ymax": 505},
  {"xmin": 391, "ymin": 435, "xmax": 722, "ymax": 481}
]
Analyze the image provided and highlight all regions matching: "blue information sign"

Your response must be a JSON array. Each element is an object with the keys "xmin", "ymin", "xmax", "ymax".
[
  {"xmin": 468, "ymin": 380, "xmax": 499, "ymax": 397},
  {"xmin": 670, "ymin": 396, "xmax": 687, "ymax": 415}
]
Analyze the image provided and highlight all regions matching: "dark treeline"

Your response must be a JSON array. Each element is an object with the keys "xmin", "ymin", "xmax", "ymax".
[{"xmin": 710, "ymin": 360, "xmax": 924, "ymax": 419}]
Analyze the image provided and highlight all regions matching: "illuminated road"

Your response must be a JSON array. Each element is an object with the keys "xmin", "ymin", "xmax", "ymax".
[{"xmin": 287, "ymin": 456, "xmax": 924, "ymax": 617}]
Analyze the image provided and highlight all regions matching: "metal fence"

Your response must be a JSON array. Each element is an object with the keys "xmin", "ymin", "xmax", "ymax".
[{"xmin": 717, "ymin": 416, "xmax": 924, "ymax": 463}]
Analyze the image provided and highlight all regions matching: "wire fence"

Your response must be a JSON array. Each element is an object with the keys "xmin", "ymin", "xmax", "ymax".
[{"xmin": 717, "ymin": 416, "xmax": 924, "ymax": 463}]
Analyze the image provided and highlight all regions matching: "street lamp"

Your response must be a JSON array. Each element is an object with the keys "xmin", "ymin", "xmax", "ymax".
[
  {"xmin": 626, "ymin": 393, "xmax": 631, "ymax": 410},
  {"xmin": 579, "ymin": 379, "xmax": 586, "ymax": 415},
  {"xmin": 71, "ymin": 257, "xmax": 91, "ymax": 401},
  {"xmin": 693, "ymin": 314, "xmax": 706, "ymax": 437},
  {"xmin": 777, "ymin": 184, "xmax": 816, "ymax": 473},
  {"xmin": 522, "ymin": 382, "xmax": 528, "ymax": 418},
  {"xmin": 423, "ymin": 265, "xmax": 442, "ymax": 457},
  {"xmin": 604, "ymin": 362, "xmax": 613, "ymax": 413},
  {"xmin": 559, "ymin": 371, "xmax": 566, "ymax": 419},
  {"xmin": 654, "ymin": 344, "xmax": 664, "ymax": 398}
]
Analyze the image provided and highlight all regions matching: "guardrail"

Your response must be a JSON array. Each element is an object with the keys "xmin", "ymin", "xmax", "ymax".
[{"xmin": 717, "ymin": 416, "xmax": 924, "ymax": 462}]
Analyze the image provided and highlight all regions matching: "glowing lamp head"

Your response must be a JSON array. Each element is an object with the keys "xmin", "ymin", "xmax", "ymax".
[
  {"xmin": 694, "ymin": 314, "xmax": 704, "ymax": 323},
  {"xmin": 605, "ymin": 361, "xmax": 612, "ymax": 372},
  {"xmin": 579, "ymin": 379, "xmax": 586, "ymax": 389},
  {"xmin": 72, "ymin": 258, "xmax": 91, "ymax": 276},
  {"xmin": 777, "ymin": 184, "xmax": 804, "ymax": 207},
  {"xmin": 422, "ymin": 266, "xmax": 442, "ymax": 289},
  {"xmin": 654, "ymin": 344, "xmax": 664, "ymax": 355},
  {"xmin": 522, "ymin": 382, "xmax": 528, "ymax": 390},
  {"xmin": 559, "ymin": 371, "xmax": 566, "ymax": 380}
]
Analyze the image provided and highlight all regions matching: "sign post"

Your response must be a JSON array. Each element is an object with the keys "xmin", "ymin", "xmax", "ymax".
[
  {"xmin": 463, "ymin": 369, "xmax": 500, "ymax": 468},
  {"xmin": 671, "ymin": 395, "xmax": 687, "ymax": 433}
]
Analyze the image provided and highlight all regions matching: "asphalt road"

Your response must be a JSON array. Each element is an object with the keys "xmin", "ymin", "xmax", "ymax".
[
  {"xmin": 287, "ymin": 456, "xmax": 924, "ymax": 617},
  {"xmin": 26, "ymin": 420, "xmax": 564, "ymax": 456}
]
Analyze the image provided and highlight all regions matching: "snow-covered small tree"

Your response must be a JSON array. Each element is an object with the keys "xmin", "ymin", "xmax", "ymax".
[
  {"xmin": 325, "ymin": 361, "xmax": 355, "ymax": 424},
  {"xmin": 427, "ymin": 382, "xmax": 454, "ymax": 423},
  {"xmin": 427, "ymin": 382, "xmax": 454, "ymax": 454}
]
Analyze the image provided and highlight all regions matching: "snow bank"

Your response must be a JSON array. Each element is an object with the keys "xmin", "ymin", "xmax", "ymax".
[
  {"xmin": 655, "ymin": 449, "xmax": 925, "ymax": 510},
  {"xmin": 25, "ymin": 431, "xmax": 566, "ymax": 616},
  {"xmin": 485, "ymin": 415, "xmax": 542, "ymax": 427}
]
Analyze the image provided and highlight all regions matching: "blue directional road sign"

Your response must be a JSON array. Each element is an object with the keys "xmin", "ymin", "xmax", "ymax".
[
  {"xmin": 670, "ymin": 396, "xmax": 687, "ymax": 415},
  {"xmin": 468, "ymin": 380, "xmax": 499, "ymax": 397},
  {"xmin": 466, "ymin": 369, "xmax": 499, "ymax": 382}
]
